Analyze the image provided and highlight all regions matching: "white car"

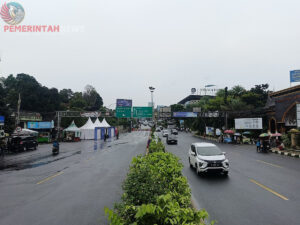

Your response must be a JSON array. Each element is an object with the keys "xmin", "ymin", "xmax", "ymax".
[
  {"xmin": 162, "ymin": 130, "xmax": 169, "ymax": 137},
  {"xmin": 188, "ymin": 143, "xmax": 229, "ymax": 176}
]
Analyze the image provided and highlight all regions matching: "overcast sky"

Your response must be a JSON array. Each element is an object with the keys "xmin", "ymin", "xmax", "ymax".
[{"xmin": 0, "ymin": 0, "xmax": 300, "ymax": 107}]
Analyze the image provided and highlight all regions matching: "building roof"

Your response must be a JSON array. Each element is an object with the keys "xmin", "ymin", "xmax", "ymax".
[{"xmin": 270, "ymin": 84, "xmax": 300, "ymax": 98}]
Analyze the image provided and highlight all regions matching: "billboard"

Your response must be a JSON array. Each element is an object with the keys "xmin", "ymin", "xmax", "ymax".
[
  {"xmin": 116, "ymin": 99, "xmax": 132, "ymax": 107},
  {"xmin": 27, "ymin": 122, "xmax": 53, "ymax": 129},
  {"xmin": 133, "ymin": 107, "xmax": 153, "ymax": 118},
  {"xmin": 116, "ymin": 107, "xmax": 132, "ymax": 118},
  {"xmin": 235, "ymin": 118, "xmax": 262, "ymax": 130},
  {"xmin": 173, "ymin": 112, "xmax": 198, "ymax": 118},
  {"xmin": 290, "ymin": 70, "xmax": 300, "ymax": 83},
  {"xmin": 0, "ymin": 116, "xmax": 4, "ymax": 125}
]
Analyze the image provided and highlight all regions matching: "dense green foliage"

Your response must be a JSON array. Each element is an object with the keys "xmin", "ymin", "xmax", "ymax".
[
  {"xmin": 0, "ymin": 74, "xmax": 104, "ymax": 113},
  {"xmin": 105, "ymin": 140, "xmax": 212, "ymax": 225},
  {"xmin": 0, "ymin": 74, "xmax": 105, "ymax": 132}
]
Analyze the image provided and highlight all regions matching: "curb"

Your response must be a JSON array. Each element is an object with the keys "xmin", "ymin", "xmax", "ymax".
[{"xmin": 271, "ymin": 148, "xmax": 300, "ymax": 158}]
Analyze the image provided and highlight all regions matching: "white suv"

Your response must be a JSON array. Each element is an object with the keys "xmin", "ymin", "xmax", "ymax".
[{"xmin": 188, "ymin": 143, "xmax": 229, "ymax": 176}]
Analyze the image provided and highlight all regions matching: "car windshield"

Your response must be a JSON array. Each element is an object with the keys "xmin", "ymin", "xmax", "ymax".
[{"xmin": 196, "ymin": 146, "xmax": 223, "ymax": 156}]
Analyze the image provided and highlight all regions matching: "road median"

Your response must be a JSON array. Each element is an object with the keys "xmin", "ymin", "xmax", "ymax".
[{"xmin": 105, "ymin": 131, "xmax": 213, "ymax": 225}]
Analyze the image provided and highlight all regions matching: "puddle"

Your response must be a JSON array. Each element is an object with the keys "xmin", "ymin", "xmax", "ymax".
[{"xmin": 0, "ymin": 151, "xmax": 81, "ymax": 171}]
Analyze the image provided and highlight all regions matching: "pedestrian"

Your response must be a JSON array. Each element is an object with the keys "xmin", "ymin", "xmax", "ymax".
[{"xmin": 256, "ymin": 139, "xmax": 261, "ymax": 152}]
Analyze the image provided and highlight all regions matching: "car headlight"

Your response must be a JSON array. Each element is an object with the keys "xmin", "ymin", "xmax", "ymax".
[
  {"xmin": 223, "ymin": 159, "xmax": 229, "ymax": 167},
  {"xmin": 197, "ymin": 159, "xmax": 207, "ymax": 168}
]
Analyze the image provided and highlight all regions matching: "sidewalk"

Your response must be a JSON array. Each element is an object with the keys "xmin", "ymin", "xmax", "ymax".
[{"xmin": 193, "ymin": 133, "xmax": 300, "ymax": 158}]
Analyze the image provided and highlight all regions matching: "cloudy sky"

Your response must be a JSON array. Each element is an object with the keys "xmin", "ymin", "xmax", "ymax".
[{"xmin": 0, "ymin": 0, "xmax": 300, "ymax": 107}]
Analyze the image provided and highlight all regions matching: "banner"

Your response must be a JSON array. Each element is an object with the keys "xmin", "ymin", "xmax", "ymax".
[
  {"xmin": 290, "ymin": 70, "xmax": 300, "ymax": 83},
  {"xmin": 235, "ymin": 118, "xmax": 262, "ymax": 130},
  {"xmin": 28, "ymin": 121, "xmax": 53, "ymax": 129},
  {"xmin": 0, "ymin": 116, "xmax": 4, "ymax": 125},
  {"xmin": 173, "ymin": 112, "xmax": 198, "ymax": 118},
  {"xmin": 206, "ymin": 127, "xmax": 215, "ymax": 136}
]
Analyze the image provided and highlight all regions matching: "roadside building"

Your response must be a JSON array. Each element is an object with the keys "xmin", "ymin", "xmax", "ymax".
[{"xmin": 265, "ymin": 85, "xmax": 300, "ymax": 133}]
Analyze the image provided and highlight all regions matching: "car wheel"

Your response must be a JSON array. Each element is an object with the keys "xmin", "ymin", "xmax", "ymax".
[
  {"xmin": 189, "ymin": 158, "xmax": 193, "ymax": 168},
  {"xmin": 223, "ymin": 171, "xmax": 229, "ymax": 176},
  {"xmin": 34, "ymin": 145, "xmax": 37, "ymax": 150}
]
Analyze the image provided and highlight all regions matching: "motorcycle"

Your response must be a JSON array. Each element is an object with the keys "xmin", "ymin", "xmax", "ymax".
[{"xmin": 52, "ymin": 141, "xmax": 59, "ymax": 155}]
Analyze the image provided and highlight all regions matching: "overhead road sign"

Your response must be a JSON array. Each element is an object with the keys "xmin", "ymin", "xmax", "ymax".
[
  {"xmin": 133, "ymin": 107, "xmax": 153, "ymax": 118},
  {"xmin": 116, "ymin": 107, "xmax": 132, "ymax": 118},
  {"xmin": 116, "ymin": 99, "xmax": 132, "ymax": 107},
  {"xmin": 173, "ymin": 112, "xmax": 198, "ymax": 118}
]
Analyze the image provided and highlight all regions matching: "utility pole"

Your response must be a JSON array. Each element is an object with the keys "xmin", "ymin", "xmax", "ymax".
[{"xmin": 16, "ymin": 93, "xmax": 21, "ymax": 127}]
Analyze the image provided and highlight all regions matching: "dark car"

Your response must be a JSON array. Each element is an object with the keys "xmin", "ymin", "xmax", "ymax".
[
  {"xmin": 171, "ymin": 129, "xmax": 178, "ymax": 135},
  {"xmin": 7, "ymin": 136, "xmax": 38, "ymax": 153},
  {"xmin": 166, "ymin": 134, "xmax": 178, "ymax": 145}
]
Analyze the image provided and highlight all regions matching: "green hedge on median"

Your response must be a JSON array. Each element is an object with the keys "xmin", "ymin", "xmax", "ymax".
[{"xmin": 105, "ymin": 149, "xmax": 213, "ymax": 225}]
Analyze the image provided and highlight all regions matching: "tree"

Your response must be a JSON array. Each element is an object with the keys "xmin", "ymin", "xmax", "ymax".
[
  {"xmin": 83, "ymin": 85, "xmax": 103, "ymax": 111},
  {"xmin": 170, "ymin": 104, "xmax": 184, "ymax": 112},
  {"xmin": 70, "ymin": 92, "xmax": 86, "ymax": 110},
  {"xmin": 229, "ymin": 85, "xmax": 246, "ymax": 97}
]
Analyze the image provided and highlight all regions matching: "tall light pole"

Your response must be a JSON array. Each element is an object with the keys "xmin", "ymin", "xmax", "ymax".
[{"xmin": 149, "ymin": 86, "xmax": 155, "ymax": 121}]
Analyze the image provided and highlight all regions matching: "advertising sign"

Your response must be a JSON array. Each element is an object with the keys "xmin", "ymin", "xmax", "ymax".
[
  {"xmin": 235, "ymin": 118, "xmax": 262, "ymax": 130},
  {"xmin": 0, "ymin": 116, "xmax": 4, "ymax": 125},
  {"xmin": 116, "ymin": 107, "xmax": 131, "ymax": 118},
  {"xmin": 173, "ymin": 112, "xmax": 198, "ymax": 118},
  {"xmin": 206, "ymin": 127, "xmax": 215, "ymax": 136},
  {"xmin": 290, "ymin": 70, "xmax": 300, "ymax": 83},
  {"xmin": 27, "ymin": 122, "xmax": 53, "ymax": 129},
  {"xmin": 133, "ymin": 107, "xmax": 153, "ymax": 118},
  {"xmin": 116, "ymin": 99, "xmax": 132, "ymax": 107}
]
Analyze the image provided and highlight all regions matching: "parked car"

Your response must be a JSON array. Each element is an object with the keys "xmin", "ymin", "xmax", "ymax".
[
  {"xmin": 171, "ymin": 129, "xmax": 178, "ymax": 135},
  {"xmin": 156, "ymin": 128, "xmax": 161, "ymax": 132},
  {"xmin": 7, "ymin": 136, "xmax": 38, "ymax": 153},
  {"xmin": 166, "ymin": 134, "xmax": 177, "ymax": 145},
  {"xmin": 162, "ymin": 130, "xmax": 169, "ymax": 137},
  {"xmin": 188, "ymin": 143, "xmax": 229, "ymax": 176}
]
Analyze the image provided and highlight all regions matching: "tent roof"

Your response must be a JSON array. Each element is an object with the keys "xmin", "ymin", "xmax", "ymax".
[
  {"xmin": 80, "ymin": 117, "xmax": 95, "ymax": 130},
  {"xmin": 93, "ymin": 118, "xmax": 102, "ymax": 127},
  {"xmin": 101, "ymin": 118, "xmax": 111, "ymax": 128},
  {"xmin": 64, "ymin": 121, "xmax": 80, "ymax": 132}
]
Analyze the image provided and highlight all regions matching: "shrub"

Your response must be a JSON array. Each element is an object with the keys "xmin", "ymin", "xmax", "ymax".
[
  {"xmin": 148, "ymin": 140, "xmax": 165, "ymax": 153},
  {"xmin": 282, "ymin": 134, "xmax": 291, "ymax": 148},
  {"xmin": 105, "ymin": 152, "xmax": 213, "ymax": 225}
]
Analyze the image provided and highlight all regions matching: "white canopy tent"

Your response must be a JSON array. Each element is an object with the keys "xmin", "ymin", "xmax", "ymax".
[
  {"xmin": 93, "ymin": 118, "xmax": 102, "ymax": 127},
  {"xmin": 101, "ymin": 118, "xmax": 111, "ymax": 128},
  {"xmin": 80, "ymin": 117, "xmax": 95, "ymax": 140}
]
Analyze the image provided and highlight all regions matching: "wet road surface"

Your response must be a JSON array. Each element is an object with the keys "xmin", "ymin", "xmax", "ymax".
[
  {"xmin": 162, "ymin": 132, "xmax": 300, "ymax": 225},
  {"xmin": 0, "ymin": 131, "xmax": 149, "ymax": 225}
]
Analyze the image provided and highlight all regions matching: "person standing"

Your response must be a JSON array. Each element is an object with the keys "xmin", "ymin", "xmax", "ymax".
[{"xmin": 256, "ymin": 139, "xmax": 261, "ymax": 152}]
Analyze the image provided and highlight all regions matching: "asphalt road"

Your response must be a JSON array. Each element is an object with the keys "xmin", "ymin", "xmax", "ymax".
[
  {"xmin": 0, "ymin": 130, "xmax": 149, "ymax": 225},
  {"xmin": 161, "ymin": 132, "xmax": 300, "ymax": 225}
]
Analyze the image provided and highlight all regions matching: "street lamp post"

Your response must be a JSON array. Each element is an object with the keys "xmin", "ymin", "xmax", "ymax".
[{"xmin": 149, "ymin": 86, "xmax": 155, "ymax": 121}]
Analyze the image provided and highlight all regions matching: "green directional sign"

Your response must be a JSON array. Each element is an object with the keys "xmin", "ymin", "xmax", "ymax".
[
  {"xmin": 116, "ymin": 107, "xmax": 132, "ymax": 118},
  {"xmin": 133, "ymin": 107, "xmax": 153, "ymax": 118}
]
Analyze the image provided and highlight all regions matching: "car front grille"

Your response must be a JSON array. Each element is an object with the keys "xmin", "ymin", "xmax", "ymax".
[{"xmin": 207, "ymin": 160, "xmax": 223, "ymax": 167}]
